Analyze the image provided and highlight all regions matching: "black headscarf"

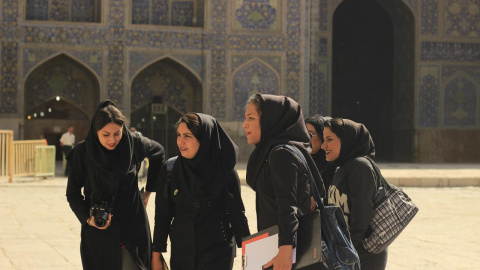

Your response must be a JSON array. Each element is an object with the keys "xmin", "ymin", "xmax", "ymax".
[
  {"xmin": 84, "ymin": 100, "xmax": 134, "ymax": 203},
  {"xmin": 246, "ymin": 94, "xmax": 326, "ymax": 196},
  {"xmin": 336, "ymin": 119, "xmax": 375, "ymax": 167},
  {"xmin": 174, "ymin": 113, "xmax": 238, "ymax": 200},
  {"xmin": 305, "ymin": 115, "xmax": 332, "ymax": 170}
]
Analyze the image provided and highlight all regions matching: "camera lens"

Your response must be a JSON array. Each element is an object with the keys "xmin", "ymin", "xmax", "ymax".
[{"xmin": 94, "ymin": 211, "xmax": 109, "ymax": 227}]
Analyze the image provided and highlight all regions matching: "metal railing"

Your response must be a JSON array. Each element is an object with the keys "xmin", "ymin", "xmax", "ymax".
[{"xmin": 0, "ymin": 130, "xmax": 48, "ymax": 182}]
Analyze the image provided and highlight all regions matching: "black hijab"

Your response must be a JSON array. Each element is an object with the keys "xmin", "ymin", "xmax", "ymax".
[
  {"xmin": 84, "ymin": 100, "xmax": 134, "ymax": 203},
  {"xmin": 336, "ymin": 119, "xmax": 375, "ymax": 167},
  {"xmin": 174, "ymin": 113, "xmax": 238, "ymax": 200},
  {"xmin": 246, "ymin": 94, "xmax": 326, "ymax": 196}
]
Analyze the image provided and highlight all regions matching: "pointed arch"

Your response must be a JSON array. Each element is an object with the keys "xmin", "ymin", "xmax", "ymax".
[
  {"xmin": 129, "ymin": 57, "xmax": 203, "ymax": 113},
  {"xmin": 24, "ymin": 53, "xmax": 100, "ymax": 117},
  {"xmin": 231, "ymin": 59, "xmax": 280, "ymax": 120},
  {"xmin": 24, "ymin": 52, "xmax": 101, "ymax": 86},
  {"xmin": 129, "ymin": 55, "xmax": 203, "ymax": 87}
]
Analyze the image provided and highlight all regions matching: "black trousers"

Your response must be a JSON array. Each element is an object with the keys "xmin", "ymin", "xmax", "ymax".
[
  {"xmin": 358, "ymin": 245, "xmax": 388, "ymax": 270},
  {"xmin": 62, "ymin": 145, "xmax": 73, "ymax": 176}
]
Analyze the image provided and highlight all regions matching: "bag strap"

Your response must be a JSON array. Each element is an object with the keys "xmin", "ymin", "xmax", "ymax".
[
  {"xmin": 281, "ymin": 144, "xmax": 326, "ymax": 210},
  {"xmin": 364, "ymin": 156, "xmax": 391, "ymax": 192}
]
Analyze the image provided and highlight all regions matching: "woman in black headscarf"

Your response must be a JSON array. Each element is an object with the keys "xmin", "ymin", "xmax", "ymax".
[
  {"xmin": 66, "ymin": 100, "xmax": 166, "ymax": 270},
  {"xmin": 243, "ymin": 94, "xmax": 326, "ymax": 269},
  {"xmin": 305, "ymin": 114, "xmax": 336, "ymax": 189},
  {"xmin": 152, "ymin": 113, "xmax": 250, "ymax": 270},
  {"xmin": 321, "ymin": 118, "xmax": 387, "ymax": 270}
]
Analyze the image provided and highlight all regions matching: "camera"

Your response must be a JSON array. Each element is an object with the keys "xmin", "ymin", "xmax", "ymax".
[{"xmin": 90, "ymin": 202, "xmax": 112, "ymax": 227}]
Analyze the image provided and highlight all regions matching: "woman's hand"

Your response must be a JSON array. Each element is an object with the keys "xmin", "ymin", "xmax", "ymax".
[
  {"xmin": 151, "ymin": 251, "xmax": 164, "ymax": 270},
  {"xmin": 263, "ymin": 245, "xmax": 293, "ymax": 270},
  {"xmin": 86, "ymin": 213, "xmax": 113, "ymax": 230},
  {"xmin": 142, "ymin": 191, "xmax": 152, "ymax": 207}
]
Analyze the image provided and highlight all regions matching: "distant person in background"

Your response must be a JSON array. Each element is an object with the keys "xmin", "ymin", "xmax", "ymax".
[
  {"xmin": 305, "ymin": 115, "xmax": 336, "ymax": 189},
  {"xmin": 60, "ymin": 126, "xmax": 75, "ymax": 176}
]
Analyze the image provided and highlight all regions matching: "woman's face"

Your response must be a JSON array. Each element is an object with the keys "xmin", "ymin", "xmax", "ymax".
[
  {"xmin": 97, "ymin": 122, "xmax": 123, "ymax": 150},
  {"xmin": 306, "ymin": 123, "xmax": 322, "ymax": 155},
  {"xmin": 321, "ymin": 127, "xmax": 341, "ymax": 161},
  {"xmin": 243, "ymin": 103, "xmax": 261, "ymax": 145},
  {"xmin": 176, "ymin": 122, "xmax": 200, "ymax": 159}
]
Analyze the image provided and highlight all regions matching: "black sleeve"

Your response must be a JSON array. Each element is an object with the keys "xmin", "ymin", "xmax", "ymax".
[
  {"xmin": 135, "ymin": 135, "xmax": 166, "ymax": 192},
  {"xmin": 152, "ymin": 164, "xmax": 174, "ymax": 252},
  {"xmin": 347, "ymin": 158, "xmax": 377, "ymax": 248},
  {"xmin": 225, "ymin": 170, "xmax": 251, "ymax": 247},
  {"xmin": 268, "ymin": 147, "xmax": 302, "ymax": 247},
  {"xmin": 65, "ymin": 142, "xmax": 90, "ymax": 224}
]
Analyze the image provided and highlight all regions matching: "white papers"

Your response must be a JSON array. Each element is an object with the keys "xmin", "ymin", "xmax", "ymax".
[{"xmin": 242, "ymin": 226, "xmax": 296, "ymax": 270}]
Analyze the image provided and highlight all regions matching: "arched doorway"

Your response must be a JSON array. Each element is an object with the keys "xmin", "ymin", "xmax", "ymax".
[
  {"xmin": 130, "ymin": 58, "xmax": 203, "ymax": 157},
  {"xmin": 24, "ymin": 54, "xmax": 100, "ymax": 159},
  {"xmin": 332, "ymin": 0, "xmax": 415, "ymax": 162}
]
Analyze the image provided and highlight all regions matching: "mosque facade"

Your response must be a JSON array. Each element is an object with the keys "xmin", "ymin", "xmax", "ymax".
[{"xmin": 1, "ymin": 0, "xmax": 479, "ymax": 162}]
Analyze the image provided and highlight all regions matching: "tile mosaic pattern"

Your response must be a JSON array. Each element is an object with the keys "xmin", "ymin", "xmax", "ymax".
[
  {"xmin": 25, "ymin": 62, "xmax": 87, "ymax": 111},
  {"xmin": 444, "ymin": 77, "xmax": 477, "ymax": 126},
  {"xmin": 309, "ymin": 61, "xmax": 329, "ymax": 117},
  {"xmin": 421, "ymin": 42, "xmax": 480, "ymax": 61},
  {"xmin": 0, "ymin": 42, "xmax": 18, "ymax": 113},
  {"xmin": 418, "ymin": 66, "xmax": 440, "ymax": 127},
  {"xmin": 445, "ymin": 0, "xmax": 480, "ymax": 37},
  {"xmin": 25, "ymin": 0, "xmax": 98, "ymax": 22},
  {"xmin": 23, "ymin": 48, "xmax": 104, "ymax": 79},
  {"xmin": 130, "ymin": 64, "xmax": 189, "ymax": 113},
  {"xmin": 232, "ymin": 60, "xmax": 280, "ymax": 120},
  {"xmin": 234, "ymin": 0, "xmax": 278, "ymax": 30},
  {"xmin": 421, "ymin": 0, "xmax": 438, "ymax": 35},
  {"xmin": 107, "ymin": 0, "xmax": 125, "ymax": 107}
]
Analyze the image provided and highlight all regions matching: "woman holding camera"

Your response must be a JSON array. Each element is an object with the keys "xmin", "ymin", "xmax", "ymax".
[
  {"xmin": 152, "ymin": 113, "xmax": 250, "ymax": 270},
  {"xmin": 66, "ymin": 100, "xmax": 166, "ymax": 270}
]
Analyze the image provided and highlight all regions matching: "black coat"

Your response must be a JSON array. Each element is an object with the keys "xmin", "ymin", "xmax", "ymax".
[
  {"xmin": 152, "ymin": 164, "xmax": 250, "ymax": 270},
  {"xmin": 256, "ymin": 145, "xmax": 312, "ymax": 247},
  {"xmin": 66, "ymin": 134, "xmax": 165, "ymax": 270},
  {"xmin": 327, "ymin": 157, "xmax": 379, "ymax": 248}
]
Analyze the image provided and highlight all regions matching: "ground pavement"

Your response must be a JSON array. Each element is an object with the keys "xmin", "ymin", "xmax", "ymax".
[{"xmin": 0, "ymin": 162, "xmax": 479, "ymax": 269}]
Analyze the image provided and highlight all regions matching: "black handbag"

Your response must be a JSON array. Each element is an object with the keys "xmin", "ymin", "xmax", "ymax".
[
  {"xmin": 363, "ymin": 156, "xmax": 419, "ymax": 254},
  {"xmin": 284, "ymin": 145, "xmax": 360, "ymax": 270}
]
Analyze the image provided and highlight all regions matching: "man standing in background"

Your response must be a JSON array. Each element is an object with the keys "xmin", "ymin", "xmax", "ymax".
[{"xmin": 60, "ymin": 126, "xmax": 75, "ymax": 176}]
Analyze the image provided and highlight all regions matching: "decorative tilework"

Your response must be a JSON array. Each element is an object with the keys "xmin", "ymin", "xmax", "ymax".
[
  {"xmin": 234, "ymin": 0, "xmax": 278, "ymax": 30},
  {"xmin": 72, "ymin": 0, "xmax": 99, "ymax": 22},
  {"xmin": 231, "ymin": 55, "xmax": 281, "ymax": 74},
  {"xmin": 0, "ymin": 42, "xmax": 18, "ymax": 113},
  {"xmin": 26, "ymin": 0, "xmax": 49, "ymax": 21},
  {"xmin": 128, "ymin": 51, "xmax": 203, "ymax": 82},
  {"xmin": 421, "ymin": 0, "xmax": 438, "ymax": 35},
  {"xmin": 50, "ymin": 0, "xmax": 69, "ymax": 21},
  {"xmin": 444, "ymin": 77, "xmax": 477, "ymax": 126},
  {"xmin": 130, "ymin": 62, "xmax": 194, "ymax": 113},
  {"xmin": 131, "ymin": 0, "xmax": 150, "ymax": 24},
  {"xmin": 442, "ymin": 65, "xmax": 480, "ymax": 82},
  {"xmin": 23, "ymin": 49, "xmax": 103, "ymax": 79},
  {"xmin": 107, "ymin": 0, "xmax": 126, "ymax": 107},
  {"xmin": 209, "ymin": 0, "xmax": 228, "ymax": 117},
  {"xmin": 172, "ymin": 1, "xmax": 195, "ymax": 26},
  {"xmin": 232, "ymin": 61, "xmax": 279, "ymax": 120},
  {"xmin": 228, "ymin": 35, "xmax": 285, "ymax": 51},
  {"xmin": 25, "ymin": 60, "xmax": 89, "ymax": 111},
  {"xmin": 152, "ymin": 0, "xmax": 169, "ymax": 25},
  {"xmin": 445, "ymin": 0, "xmax": 480, "ymax": 37},
  {"xmin": 418, "ymin": 66, "xmax": 440, "ymax": 127},
  {"xmin": 285, "ymin": 0, "xmax": 301, "ymax": 100},
  {"xmin": 309, "ymin": 61, "xmax": 329, "ymax": 116},
  {"xmin": 421, "ymin": 42, "xmax": 480, "ymax": 61}
]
